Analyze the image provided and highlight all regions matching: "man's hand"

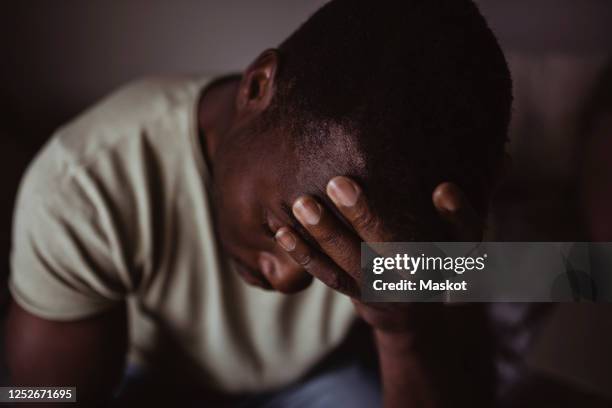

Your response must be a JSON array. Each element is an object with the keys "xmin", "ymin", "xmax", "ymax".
[
  {"xmin": 273, "ymin": 176, "xmax": 481, "ymax": 332},
  {"xmin": 273, "ymin": 176, "xmax": 490, "ymax": 407}
]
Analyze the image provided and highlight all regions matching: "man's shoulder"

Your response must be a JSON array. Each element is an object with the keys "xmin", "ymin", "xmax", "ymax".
[
  {"xmin": 19, "ymin": 76, "xmax": 208, "ymax": 216},
  {"xmin": 10, "ymin": 77, "xmax": 215, "ymax": 322},
  {"xmin": 53, "ymin": 76, "xmax": 205, "ymax": 168}
]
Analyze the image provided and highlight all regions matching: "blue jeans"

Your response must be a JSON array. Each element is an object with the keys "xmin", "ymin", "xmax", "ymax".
[
  {"xmin": 236, "ymin": 363, "xmax": 382, "ymax": 408},
  {"xmin": 116, "ymin": 361, "xmax": 382, "ymax": 408}
]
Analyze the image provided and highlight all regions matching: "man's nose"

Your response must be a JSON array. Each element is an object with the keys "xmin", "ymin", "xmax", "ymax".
[{"xmin": 258, "ymin": 250, "xmax": 313, "ymax": 293}]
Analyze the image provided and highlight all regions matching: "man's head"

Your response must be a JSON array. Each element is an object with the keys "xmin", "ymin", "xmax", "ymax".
[{"xmin": 208, "ymin": 0, "xmax": 512, "ymax": 292}]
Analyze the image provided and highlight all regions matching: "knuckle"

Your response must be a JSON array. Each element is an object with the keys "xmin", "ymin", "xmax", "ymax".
[
  {"xmin": 295, "ymin": 251, "xmax": 313, "ymax": 267},
  {"xmin": 327, "ymin": 272, "xmax": 343, "ymax": 291},
  {"xmin": 327, "ymin": 272, "xmax": 352, "ymax": 294},
  {"xmin": 335, "ymin": 250, "xmax": 361, "ymax": 277},
  {"xmin": 352, "ymin": 208, "xmax": 380, "ymax": 233},
  {"xmin": 317, "ymin": 229, "xmax": 342, "ymax": 248}
]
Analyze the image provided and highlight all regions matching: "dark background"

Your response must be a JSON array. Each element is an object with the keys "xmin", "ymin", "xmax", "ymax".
[{"xmin": 0, "ymin": 0, "xmax": 611, "ymax": 400}]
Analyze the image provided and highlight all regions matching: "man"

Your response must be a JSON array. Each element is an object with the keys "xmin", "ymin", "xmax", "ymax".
[{"xmin": 7, "ymin": 0, "xmax": 518, "ymax": 406}]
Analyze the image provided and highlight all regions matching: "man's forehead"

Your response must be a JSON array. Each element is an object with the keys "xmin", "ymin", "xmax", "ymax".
[
  {"xmin": 271, "ymin": 124, "xmax": 365, "ymax": 231},
  {"xmin": 261, "ymin": 121, "xmax": 365, "ymax": 223},
  {"xmin": 293, "ymin": 122, "xmax": 366, "ymax": 188}
]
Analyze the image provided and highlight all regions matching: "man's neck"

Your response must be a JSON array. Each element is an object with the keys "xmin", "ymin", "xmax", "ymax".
[{"xmin": 197, "ymin": 75, "xmax": 241, "ymax": 165}]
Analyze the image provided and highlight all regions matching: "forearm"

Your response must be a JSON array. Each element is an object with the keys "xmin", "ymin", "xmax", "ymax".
[
  {"xmin": 375, "ymin": 330, "xmax": 441, "ymax": 408},
  {"xmin": 374, "ymin": 310, "xmax": 497, "ymax": 408},
  {"xmin": 6, "ymin": 301, "xmax": 127, "ymax": 407}
]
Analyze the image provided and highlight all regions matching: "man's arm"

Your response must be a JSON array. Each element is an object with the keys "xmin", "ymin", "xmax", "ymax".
[
  {"xmin": 375, "ymin": 330, "xmax": 439, "ymax": 408},
  {"xmin": 273, "ymin": 177, "xmax": 493, "ymax": 407},
  {"xmin": 6, "ymin": 300, "xmax": 127, "ymax": 407},
  {"xmin": 372, "ymin": 305, "xmax": 498, "ymax": 408}
]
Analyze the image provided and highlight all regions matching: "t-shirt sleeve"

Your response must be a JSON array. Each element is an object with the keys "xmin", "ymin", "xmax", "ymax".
[{"xmin": 9, "ymin": 140, "xmax": 136, "ymax": 321}]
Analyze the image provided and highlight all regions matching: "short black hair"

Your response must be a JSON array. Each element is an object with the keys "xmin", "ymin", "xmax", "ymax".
[{"xmin": 267, "ymin": 0, "xmax": 512, "ymax": 240}]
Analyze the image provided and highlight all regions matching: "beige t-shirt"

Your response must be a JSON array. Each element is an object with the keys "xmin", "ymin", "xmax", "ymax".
[{"xmin": 9, "ymin": 77, "xmax": 356, "ymax": 392}]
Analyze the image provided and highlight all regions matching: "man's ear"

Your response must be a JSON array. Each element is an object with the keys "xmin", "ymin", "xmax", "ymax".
[{"xmin": 236, "ymin": 49, "xmax": 279, "ymax": 115}]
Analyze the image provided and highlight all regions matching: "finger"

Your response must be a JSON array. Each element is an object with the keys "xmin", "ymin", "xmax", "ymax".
[
  {"xmin": 274, "ymin": 226, "xmax": 360, "ymax": 297},
  {"xmin": 291, "ymin": 195, "xmax": 362, "ymax": 280},
  {"xmin": 432, "ymin": 182, "xmax": 483, "ymax": 241},
  {"xmin": 325, "ymin": 176, "xmax": 392, "ymax": 242}
]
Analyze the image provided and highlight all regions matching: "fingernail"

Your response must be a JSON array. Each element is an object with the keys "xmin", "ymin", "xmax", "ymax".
[
  {"xmin": 443, "ymin": 196, "xmax": 460, "ymax": 213},
  {"xmin": 275, "ymin": 228, "xmax": 296, "ymax": 251},
  {"xmin": 258, "ymin": 253, "xmax": 275, "ymax": 278},
  {"xmin": 433, "ymin": 184, "xmax": 460, "ymax": 213},
  {"xmin": 293, "ymin": 197, "xmax": 321, "ymax": 225},
  {"xmin": 327, "ymin": 177, "xmax": 359, "ymax": 207}
]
